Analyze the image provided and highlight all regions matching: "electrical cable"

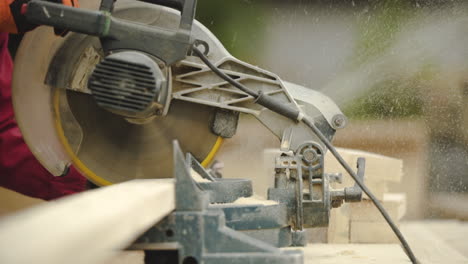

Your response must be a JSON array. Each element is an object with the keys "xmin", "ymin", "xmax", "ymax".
[
  {"xmin": 192, "ymin": 45, "xmax": 419, "ymax": 264},
  {"xmin": 302, "ymin": 117, "xmax": 418, "ymax": 264}
]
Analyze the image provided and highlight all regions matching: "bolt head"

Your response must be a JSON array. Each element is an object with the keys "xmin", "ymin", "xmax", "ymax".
[
  {"xmin": 302, "ymin": 149, "xmax": 318, "ymax": 163},
  {"xmin": 332, "ymin": 115, "xmax": 347, "ymax": 129}
]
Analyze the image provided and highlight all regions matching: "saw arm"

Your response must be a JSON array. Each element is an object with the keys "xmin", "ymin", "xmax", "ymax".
[{"xmin": 26, "ymin": 0, "xmax": 347, "ymax": 151}]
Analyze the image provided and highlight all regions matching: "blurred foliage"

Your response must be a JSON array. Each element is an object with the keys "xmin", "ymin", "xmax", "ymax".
[
  {"xmin": 196, "ymin": 0, "xmax": 269, "ymax": 63},
  {"xmin": 343, "ymin": 78, "xmax": 424, "ymax": 119},
  {"xmin": 345, "ymin": 0, "xmax": 425, "ymax": 119},
  {"xmin": 344, "ymin": 64, "xmax": 438, "ymax": 119},
  {"xmin": 352, "ymin": 0, "xmax": 413, "ymax": 66},
  {"xmin": 195, "ymin": 0, "xmax": 429, "ymax": 119}
]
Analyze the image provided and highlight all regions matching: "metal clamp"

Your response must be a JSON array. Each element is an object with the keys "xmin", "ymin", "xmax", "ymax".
[
  {"xmin": 130, "ymin": 141, "xmax": 304, "ymax": 264},
  {"xmin": 344, "ymin": 157, "xmax": 365, "ymax": 202},
  {"xmin": 330, "ymin": 157, "xmax": 366, "ymax": 208}
]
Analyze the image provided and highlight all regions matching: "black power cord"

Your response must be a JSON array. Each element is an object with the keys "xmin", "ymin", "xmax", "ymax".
[{"xmin": 192, "ymin": 46, "xmax": 419, "ymax": 264}]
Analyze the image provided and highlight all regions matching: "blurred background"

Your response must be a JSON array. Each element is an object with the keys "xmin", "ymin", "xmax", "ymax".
[{"xmin": 196, "ymin": 0, "xmax": 468, "ymax": 221}]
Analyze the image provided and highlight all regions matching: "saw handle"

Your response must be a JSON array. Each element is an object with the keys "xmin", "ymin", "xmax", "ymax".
[
  {"xmin": 136, "ymin": 0, "xmax": 196, "ymax": 32},
  {"xmin": 99, "ymin": 0, "xmax": 186, "ymax": 12},
  {"xmin": 100, "ymin": 0, "xmax": 196, "ymax": 33},
  {"xmin": 137, "ymin": 0, "xmax": 184, "ymax": 11}
]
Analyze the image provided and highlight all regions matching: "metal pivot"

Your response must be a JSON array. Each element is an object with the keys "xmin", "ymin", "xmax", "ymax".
[
  {"xmin": 268, "ymin": 142, "xmax": 329, "ymax": 229},
  {"xmin": 130, "ymin": 141, "xmax": 303, "ymax": 264},
  {"xmin": 268, "ymin": 144, "xmax": 366, "ymax": 231}
]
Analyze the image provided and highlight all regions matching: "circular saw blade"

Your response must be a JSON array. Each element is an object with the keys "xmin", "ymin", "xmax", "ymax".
[
  {"xmin": 63, "ymin": 90, "xmax": 219, "ymax": 184},
  {"xmin": 12, "ymin": 0, "xmax": 223, "ymax": 185}
]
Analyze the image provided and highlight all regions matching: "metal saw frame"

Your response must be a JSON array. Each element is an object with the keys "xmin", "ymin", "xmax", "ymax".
[{"xmin": 12, "ymin": 1, "xmax": 371, "ymax": 263}]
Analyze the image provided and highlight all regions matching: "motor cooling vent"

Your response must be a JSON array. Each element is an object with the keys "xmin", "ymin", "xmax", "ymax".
[{"xmin": 88, "ymin": 51, "xmax": 164, "ymax": 118}]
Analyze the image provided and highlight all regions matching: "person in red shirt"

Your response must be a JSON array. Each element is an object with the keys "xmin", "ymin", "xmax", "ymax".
[{"xmin": 0, "ymin": 0, "xmax": 86, "ymax": 200}]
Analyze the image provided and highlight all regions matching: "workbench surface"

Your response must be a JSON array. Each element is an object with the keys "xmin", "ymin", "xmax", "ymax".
[
  {"xmin": 105, "ymin": 220, "xmax": 468, "ymax": 264},
  {"xmin": 2, "ymin": 187, "xmax": 467, "ymax": 264}
]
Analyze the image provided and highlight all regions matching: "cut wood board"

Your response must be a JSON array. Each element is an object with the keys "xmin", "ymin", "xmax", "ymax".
[
  {"xmin": 327, "ymin": 203, "xmax": 351, "ymax": 243},
  {"xmin": 0, "ymin": 187, "xmax": 44, "ymax": 218},
  {"xmin": 350, "ymin": 193, "xmax": 406, "ymax": 222},
  {"xmin": 325, "ymin": 148, "xmax": 403, "ymax": 184},
  {"xmin": 300, "ymin": 244, "xmax": 410, "ymax": 264},
  {"xmin": 349, "ymin": 194, "xmax": 407, "ymax": 243},
  {"xmin": 0, "ymin": 179, "xmax": 175, "ymax": 264},
  {"xmin": 103, "ymin": 245, "xmax": 411, "ymax": 264},
  {"xmin": 327, "ymin": 148, "xmax": 405, "ymax": 244},
  {"xmin": 100, "ymin": 221, "xmax": 468, "ymax": 264},
  {"xmin": 329, "ymin": 193, "xmax": 407, "ymax": 244},
  {"xmin": 102, "ymin": 252, "xmax": 145, "ymax": 264},
  {"xmin": 350, "ymin": 221, "xmax": 399, "ymax": 243},
  {"xmin": 325, "ymin": 148, "xmax": 403, "ymax": 200}
]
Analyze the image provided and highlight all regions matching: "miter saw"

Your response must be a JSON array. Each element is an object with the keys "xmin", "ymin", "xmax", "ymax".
[{"xmin": 11, "ymin": 0, "xmax": 374, "ymax": 263}]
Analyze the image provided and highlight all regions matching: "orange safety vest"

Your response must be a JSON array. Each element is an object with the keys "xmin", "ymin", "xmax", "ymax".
[
  {"xmin": 0, "ymin": 0, "xmax": 79, "ymax": 34},
  {"xmin": 0, "ymin": 0, "xmax": 17, "ymax": 33}
]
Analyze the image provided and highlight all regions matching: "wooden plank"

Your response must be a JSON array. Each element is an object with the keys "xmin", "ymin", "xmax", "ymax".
[
  {"xmin": 333, "ymin": 121, "xmax": 429, "ymax": 220},
  {"xmin": 0, "ymin": 179, "xmax": 174, "ymax": 264},
  {"xmin": 301, "ymin": 244, "xmax": 410, "ymax": 264},
  {"xmin": 102, "ymin": 252, "xmax": 145, "ymax": 264},
  {"xmin": 350, "ymin": 193, "xmax": 406, "ymax": 222},
  {"xmin": 0, "ymin": 187, "xmax": 44, "ymax": 218},
  {"xmin": 350, "ymin": 221, "xmax": 399, "ymax": 243},
  {"xmin": 325, "ymin": 147, "xmax": 403, "ymax": 184},
  {"xmin": 102, "ymin": 245, "xmax": 411, "ymax": 264},
  {"xmin": 325, "ymin": 148, "xmax": 402, "ymax": 201},
  {"xmin": 349, "ymin": 194, "xmax": 407, "ymax": 244},
  {"xmin": 401, "ymin": 222, "xmax": 468, "ymax": 264},
  {"xmin": 327, "ymin": 204, "xmax": 350, "ymax": 243},
  {"xmin": 327, "ymin": 148, "xmax": 405, "ymax": 243},
  {"xmin": 102, "ymin": 222, "xmax": 467, "ymax": 264}
]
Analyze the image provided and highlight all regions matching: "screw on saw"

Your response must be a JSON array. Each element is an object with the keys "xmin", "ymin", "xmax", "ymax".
[
  {"xmin": 332, "ymin": 114, "xmax": 347, "ymax": 129},
  {"xmin": 302, "ymin": 148, "xmax": 318, "ymax": 163}
]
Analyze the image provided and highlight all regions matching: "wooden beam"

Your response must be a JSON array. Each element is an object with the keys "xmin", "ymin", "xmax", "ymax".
[
  {"xmin": 0, "ymin": 187, "xmax": 44, "ymax": 218},
  {"xmin": 0, "ymin": 179, "xmax": 174, "ymax": 264},
  {"xmin": 104, "ymin": 244, "xmax": 412, "ymax": 264},
  {"xmin": 302, "ymin": 244, "xmax": 410, "ymax": 264}
]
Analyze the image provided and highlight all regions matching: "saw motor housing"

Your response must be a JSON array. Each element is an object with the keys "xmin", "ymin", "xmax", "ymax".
[
  {"xmin": 12, "ymin": 0, "xmax": 366, "ymax": 263},
  {"xmin": 88, "ymin": 51, "xmax": 169, "ymax": 120}
]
